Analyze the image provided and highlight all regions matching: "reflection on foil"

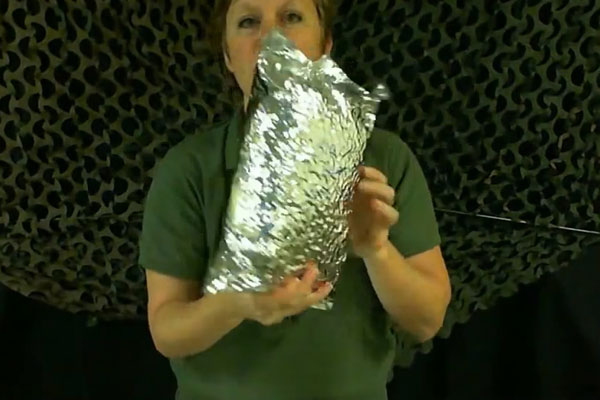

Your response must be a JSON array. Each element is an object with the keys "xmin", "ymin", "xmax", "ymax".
[{"xmin": 203, "ymin": 30, "xmax": 386, "ymax": 310}]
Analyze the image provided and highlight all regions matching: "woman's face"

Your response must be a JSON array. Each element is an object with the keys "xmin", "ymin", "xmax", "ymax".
[{"xmin": 224, "ymin": 0, "xmax": 333, "ymax": 104}]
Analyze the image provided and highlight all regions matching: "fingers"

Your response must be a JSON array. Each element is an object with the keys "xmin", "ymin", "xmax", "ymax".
[
  {"xmin": 356, "ymin": 180, "xmax": 395, "ymax": 205},
  {"xmin": 311, "ymin": 280, "xmax": 328, "ymax": 291},
  {"xmin": 280, "ymin": 275, "xmax": 301, "ymax": 287},
  {"xmin": 278, "ymin": 262, "xmax": 319, "ymax": 293},
  {"xmin": 305, "ymin": 282, "xmax": 333, "ymax": 305},
  {"xmin": 359, "ymin": 166, "xmax": 388, "ymax": 184},
  {"xmin": 371, "ymin": 198, "xmax": 399, "ymax": 226},
  {"xmin": 299, "ymin": 262, "xmax": 319, "ymax": 292},
  {"xmin": 253, "ymin": 262, "xmax": 333, "ymax": 326}
]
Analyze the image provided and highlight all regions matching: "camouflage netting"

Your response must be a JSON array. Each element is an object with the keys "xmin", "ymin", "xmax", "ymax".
[{"xmin": 1, "ymin": 0, "xmax": 599, "ymax": 364}]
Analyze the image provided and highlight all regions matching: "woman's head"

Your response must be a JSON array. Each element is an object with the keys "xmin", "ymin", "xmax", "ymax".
[{"xmin": 210, "ymin": 0, "xmax": 336, "ymax": 104}]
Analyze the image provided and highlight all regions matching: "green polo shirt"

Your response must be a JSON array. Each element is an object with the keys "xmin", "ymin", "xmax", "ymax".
[{"xmin": 139, "ymin": 110, "xmax": 441, "ymax": 400}]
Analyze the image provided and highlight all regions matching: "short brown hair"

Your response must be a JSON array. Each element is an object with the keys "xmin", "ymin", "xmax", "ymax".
[{"xmin": 208, "ymin": 0, "xmax": 337, "ymax": 56}]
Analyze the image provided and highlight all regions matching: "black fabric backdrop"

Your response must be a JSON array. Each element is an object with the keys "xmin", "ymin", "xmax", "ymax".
[{"xmin": 1, "ymin": 244, "xmax": 598, "ymax": 399}]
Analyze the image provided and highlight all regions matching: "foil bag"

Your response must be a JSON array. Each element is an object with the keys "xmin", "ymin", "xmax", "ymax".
[{"xmin": 203, "ymin": 30, "xmax": 385, "ymax": 309}]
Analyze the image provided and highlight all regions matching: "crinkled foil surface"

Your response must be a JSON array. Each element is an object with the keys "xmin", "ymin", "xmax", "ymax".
[{"xmin": 203, "ymin": 30, "xmax": 385, "ymax": 309}]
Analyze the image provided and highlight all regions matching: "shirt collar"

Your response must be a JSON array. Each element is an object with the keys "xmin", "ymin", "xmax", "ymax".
[{"xmin": 224, "ymin": 108, "xmax": 246, "ymax": 171}]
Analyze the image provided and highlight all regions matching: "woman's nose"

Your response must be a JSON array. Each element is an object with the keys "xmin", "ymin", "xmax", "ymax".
[
  {"xmin": 259, "ymin": 18, "xmax": 277, "ymax": 38},
  {"xmin": 254, "ymin": 18, "xmax": 281, "ymax": 55}
]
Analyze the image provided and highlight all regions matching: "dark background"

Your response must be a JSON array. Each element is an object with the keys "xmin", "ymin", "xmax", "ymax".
[{"xmin": 1, "ymin": 244, "xmax": 598, "ymax": 400}]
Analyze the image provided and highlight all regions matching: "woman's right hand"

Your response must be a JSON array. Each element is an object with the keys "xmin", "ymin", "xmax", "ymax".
[{"xmin": 242, "ymin": 262, "xmax": 333, "ymax": 326}]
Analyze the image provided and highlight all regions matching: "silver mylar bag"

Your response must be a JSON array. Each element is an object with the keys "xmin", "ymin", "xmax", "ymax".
[{"xmin": 203, "ymin": 30, "xmax": 385, "ymax": 310}]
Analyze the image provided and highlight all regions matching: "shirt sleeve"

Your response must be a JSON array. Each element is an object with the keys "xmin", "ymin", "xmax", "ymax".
[
  {"xmin": 387, "ymin": 139, "xmax": 441, "ymax": 258},
  {"xmin": 138, "ymin": 146, "xmax": 208, "ymax": 281}
]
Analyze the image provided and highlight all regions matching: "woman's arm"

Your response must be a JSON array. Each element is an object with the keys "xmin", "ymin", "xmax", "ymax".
[
  {"xmin": 349, "ymin": 166, "xmax": 450, "ymax": 342},
  {"xmin": 363, "ymin": 243, "xmax": 450, "ymax": 342},
  {"xmin": 146, "ymin": 270, "xmax": 248, "ymax": 358},
  {"xmin": 146, "ymin": 264, "xmax": 332, "ymax": 359}
]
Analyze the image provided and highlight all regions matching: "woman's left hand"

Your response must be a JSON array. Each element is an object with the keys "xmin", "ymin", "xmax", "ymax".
[{"xmin": 348, "ymin": 166, "xmax": 399, "ymax": 259}]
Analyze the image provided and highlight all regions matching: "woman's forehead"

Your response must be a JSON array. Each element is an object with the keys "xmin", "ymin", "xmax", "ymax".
[{"xmin": 229, "ymin": 0, "xmax": 313, "ymax": 13}]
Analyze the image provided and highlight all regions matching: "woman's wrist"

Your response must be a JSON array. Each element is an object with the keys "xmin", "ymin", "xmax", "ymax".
[
  {"xmin": 200, "ymin": 291, "xmax": 253, "ymax": 323},
  {"xmin": 361, "ymin": 239, "xmax": 394, "ymax": 265}
]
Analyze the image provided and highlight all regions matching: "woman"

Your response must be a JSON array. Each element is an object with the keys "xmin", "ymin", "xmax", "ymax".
[{"xmin": 139, "ymin": 0, "xmax": 451, "ymax": 399}]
